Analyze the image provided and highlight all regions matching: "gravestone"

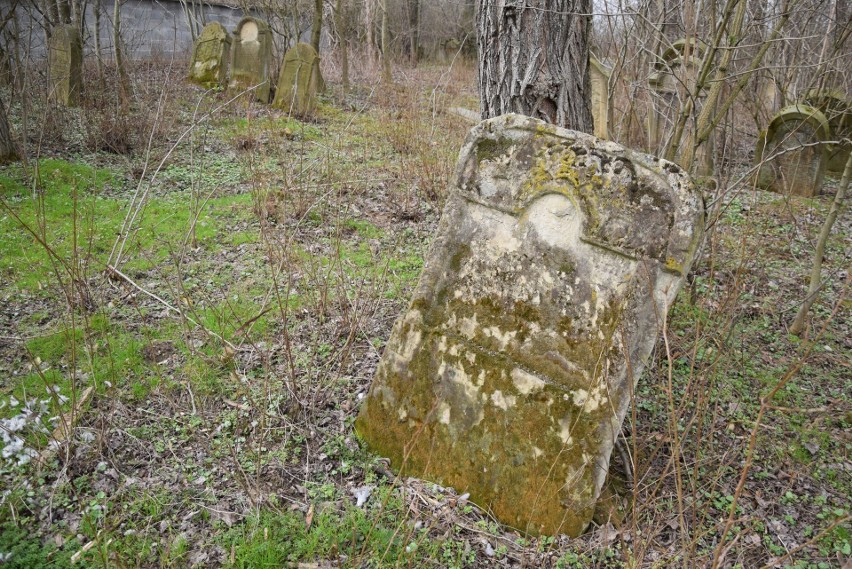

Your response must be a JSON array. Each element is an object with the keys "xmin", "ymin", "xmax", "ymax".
[
  {"xmin": 356, "ymin": 113, "xmax": 704, "ymax": 537},
  {"xmin": 802, "ymin": 89, "xmax": 850, "ymax": 173},
  {"xmin": 648, "ymin": 39, "xmax": 714, "ymax": 174},
  {"xmin": 273, "ymin": 43, "xmax": 319, "ymax": 116},
  {"xmin": 230, "ymin": 17, "xmax": 272, "ymax": 103},
  {"xmin": 189, "ymin": 22, "xmax": 231, "ymax": 88},
  {"xmin": 589, "ymin": 56, "xmax": 611, "ymax": 140},
  {"xmin": 48, "ymin": 25, "xmax": 83, "ymax": 107},
  {"xmin": 755, "ymin": 104, "xmax": 830, "ymax": 197}
]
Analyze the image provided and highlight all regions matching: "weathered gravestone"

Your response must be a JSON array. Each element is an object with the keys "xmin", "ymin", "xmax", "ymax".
[
  {"xmin": 189, "ymin": 22, "xmax": 231, "ymax": 88},
  {"xmin": 48, "ymin": 25, "xmax": 83, "ymax": 107},
  {"xmin": 755, "ymin": 104, "xmax": 830, "ymax": 197},
  {"xmin": 648, "ymin": 39, "xmax": 714, "ymax": 175},
  {"xmin": 273, "ymin": 43, "xmax": 319, "ymax": 116},
  {"xmin": 356, "ymin": 113, "xmax": 704, "ymax": 536},
  {"xmin": 590, "ymin": 56, "xmax": 611, "ymax": 140},
  {"xmin": 802, "ymin": 89, "xmax": 850, "ymax": 174},
  {"xmin": 230, "ymin": 17, "xmax": 272, "ymax": 103}
]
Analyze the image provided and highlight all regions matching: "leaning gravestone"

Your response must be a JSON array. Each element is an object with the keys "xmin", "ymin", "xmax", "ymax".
[
  {"xmin": 802, "ymin": 89, "xmax": 850, "ymax": 174},
  {"xmin": 356, "ymin": 113, "xmax": 704, "ymax": 537},
  {"xmin": 189, "ymin": 22, "xmax": 231, "ymax": 88},
  {"xmin": 273, "ymin": 43, "xmax": 319, "ymax": 116},
  {"xmin": 48, "ymin": 25, "xmax": 83, "ymax": 107},
  {"xmin": 755, "ymin": 104, "xmax": 830, "ymax": 197},
  {"xmin": 589, "ymin": 56, "xmax": 611, "ymax": 140},
  {"xmin": 230, "ymin": 17, "xmax": 272, "ymax": 103},
  {"xmin": 648, "ymin": 39, "xmax": 714, "ymax": 175}
]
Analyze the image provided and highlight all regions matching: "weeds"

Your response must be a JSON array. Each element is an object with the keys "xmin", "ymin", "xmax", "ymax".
[{"xmin": 0, "ymin": 57, "xmax": 849, "ymax": 568}]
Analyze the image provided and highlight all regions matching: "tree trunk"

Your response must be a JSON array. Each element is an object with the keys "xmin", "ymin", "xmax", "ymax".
[
  {"xmin": 477, "ymin": 0, "xmax": 594, "ymax": 133},
  {"xmin": 380, "ymin": 0, "xmax": 391, "ymax": 83},
  {"xmin": 113, "ymin": 0, "xmax": 131, "ymax": 109},
  {"xmin": 408, "ymin": 0, "xmax": 419, "ymax": 65},
  {"xmin": 335, "ymin": 0, "xmax": 349, "ymax": 90},
  {"xmin": 365, "ymin": 0, "xmax": 378, "ymax": 65},
  {"xmin": 0, "ymin": 99, "xmax": 17, "ymax": 163},
  {"xmin": 311, "ymin": 0, "xmax": 322, "ymax": 53}
]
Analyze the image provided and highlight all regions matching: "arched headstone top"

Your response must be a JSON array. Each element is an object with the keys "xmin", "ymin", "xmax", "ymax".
[
  {"xmin": 285, "ymin": 42, "xmax": 319, "ymax": 64},
  {"xmin": 755, "ymin": 104, "xmax": 830, "ymax": 197},
  {"xmin": 649, "ymin": 38, "xmax": 709, "ymax": 89},
  {"xmin": 767, "ymin": 104, "xmax": 831, "ymax": 142},
  {"xmin": 235, "ymin": 17, "xmax": 269, "ymax": 42}
]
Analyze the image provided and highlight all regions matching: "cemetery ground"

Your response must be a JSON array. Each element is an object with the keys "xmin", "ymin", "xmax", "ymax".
[{"xmin": 0, "ymin": 60, "xmax": 850, "ymax": 568}]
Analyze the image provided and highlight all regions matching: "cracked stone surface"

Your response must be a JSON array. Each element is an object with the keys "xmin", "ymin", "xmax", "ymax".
[{"xmin": 356, "ymin": 113, "xmax": 705, "ymax": 537}]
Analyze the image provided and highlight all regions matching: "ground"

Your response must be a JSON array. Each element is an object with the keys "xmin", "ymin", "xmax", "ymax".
[{"xmin": 0, "ymin": 59, "xmax": 849, "ymax": 568}]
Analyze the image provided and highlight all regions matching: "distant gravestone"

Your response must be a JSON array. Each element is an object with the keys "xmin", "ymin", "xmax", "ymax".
[
  {"xmin": 590, "ymin": 56, "xmax": 611, "ymax": 139},
  {"xmin": 356, "ymin": 114, "xmax": 704, "ymax": 537},
  {"xmin": 230, "ymin": 17, "xmax": 272, "ymax": 103},
  {"xmin": 48, "ymin": 25, "xmax": 83, "ymax": 107},
  {"xmin": 648, "ymin": 39, "xmax": 714, "ymax": 174},
  {"xmin": 755, "ymin": 104, "xmax": 830, "ymax": 197},
  {"xmin": 189, "ymin": 22, "xmax": 231, "ymax": 88},
  {"xmin": 273, "ymin": 43, "xmax": 319, "ymax": 116},
  {"xmin": 802, "ymin": 89, "xmax": 850, "ymax": 173}
]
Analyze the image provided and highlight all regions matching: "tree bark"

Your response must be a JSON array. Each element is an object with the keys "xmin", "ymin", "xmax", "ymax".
[
  {"xmin": 335, "ymin": 0, "xmax": 349, "ymax": 90},
  {"xmin": 0, "ymin": 99, "xmax": 17, "ymax": 163},
  {"xmin": 380, "ymin": 0, "xmax": 391, "ymax": 83},
  {"xmin": 408, "ymin": 0, "xmax": 419, "ymax": 65},
  {"xmin": 477, "ymin": 0, "xmax": 594, "ymax": 133},
  {"xmin": 113, "ymin": 0, "xmax": 131, "ymax": 109},
  {"xmin": 311, "ymin": 0, "xmax": 322, "ymax": 53}
]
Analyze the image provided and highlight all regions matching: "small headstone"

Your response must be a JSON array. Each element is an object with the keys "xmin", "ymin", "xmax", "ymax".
[
  {"xmin": 48, "ymin": 25, "xmax": 83, "ymax": 107},
  {"xmin": 755, "ymin": 104, "xmax": 830, "ymax": 197},
  {"xmin": 356, "ymin": 114, "xmax": 704, "ymax": 537},
  {"xmin": 188, "ymin": 22, "xmax": 231, "ymax": 88},
  {"xmin": 273, "ymin": 43, "xmax": 319, "ymax": 117},
  {"xmin": 590, "ymin": 56, "xmax": 611, "ymax": 139},
  {"xmin": 230, "ymin": 17, "xmax": 272, "ymax": 103},
  {"xmin": 648, "ymin": 38, "xmax": 714, "ymax": 174},
  {"xmin": 801, "ymin": 89, "xmax": 850, "ymax": 173}
]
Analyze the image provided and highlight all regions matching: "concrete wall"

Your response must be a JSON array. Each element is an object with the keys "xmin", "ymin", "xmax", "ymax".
[{"xmin": 0, "ymin": 0, "xmax": 249, "ymax": 60}]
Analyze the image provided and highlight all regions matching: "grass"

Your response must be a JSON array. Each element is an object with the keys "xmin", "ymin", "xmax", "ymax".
[{"xmin": 0, "ymin": 58, "xmax": 849, "ymax": 568}]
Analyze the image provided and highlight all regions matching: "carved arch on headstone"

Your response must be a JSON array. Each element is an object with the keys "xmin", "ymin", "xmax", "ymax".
[{"xmin": 755, "ymin": 104, "xmax": 831, "ymax": 197}]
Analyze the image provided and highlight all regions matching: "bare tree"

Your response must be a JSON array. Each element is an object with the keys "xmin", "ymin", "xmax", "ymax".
[
  {"xmin": 334, "ymin": 0, "xmax": 349, "ymax": 89},
  {"xmin": 477, "ymin": 0, "xmax": 594, "ymax": 132},
  {"xmin": 0, "ymin": 99, "xmax": 17, "ymax": 163}
]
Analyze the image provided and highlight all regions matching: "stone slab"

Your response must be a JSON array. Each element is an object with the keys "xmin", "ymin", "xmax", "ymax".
[{"xmin": 356, "ymin": 114, "xmax": 704, "ymax": 537}]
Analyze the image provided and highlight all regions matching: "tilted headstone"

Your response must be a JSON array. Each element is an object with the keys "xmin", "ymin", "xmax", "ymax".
[
  {"xmin": 189, "ymin": 22, "xmax": 231, "ymax": 88},
  {"xmin": 356, "ymin": 114, "xmax": 704, "ymax": 537},
  {"xmin": 648, "ymin": 38, "xmax": 714, "ymax": 175},
  {"xmin": 273, "ymin": 43, "xmax": 319, "ymax": 117},
  {"xmin": 48, "ymin": 25, "xmax": 83, "ymax": 107},
  {"xmin": 802, "ymin": 89, "xmax": 850, "ymax": 173},
  {"xmin": 755, "ymin": 104, "xmax": 830, "ymax": 197},
  {"xmin": 230, "ymin": 17, "xmax": 272, "ymax": 103},
  {"xmin": 590, "ymin": 56, "xmax": 611, "ymax": 140}
]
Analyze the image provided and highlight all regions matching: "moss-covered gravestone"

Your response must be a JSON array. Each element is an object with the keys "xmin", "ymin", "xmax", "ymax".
[
  {"xmin": 189, "ymin": 22, "xmax": 231, "ymax": 88},
  {"xmin": 230, "ymin": 17, "xmax": 272, "ymax": 103},
  {"xmin": 802, "ymin": 89, "xmax": 850, "ymax": 174},
  {"xmin": 356, "ymin": 114, "xmax": 704, "ymax": 537},
  {"xmin": 273, "ymin": 43, "xmax": 319, "ymax": 117},
  {"xmin": 48, "ymin": 25, "xmax": 82, "ymax": 107},
  {"xmin": 590, "ymin": 56, "xmax": 611, "ymax": 140},
  {"xmin": 755, "ymin": 105, "xmax": 830, "ymax": 197}
]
